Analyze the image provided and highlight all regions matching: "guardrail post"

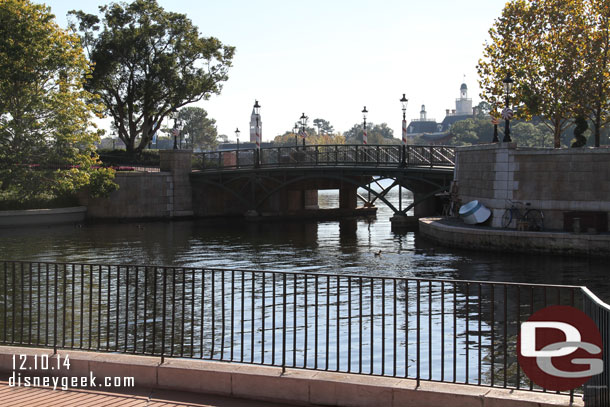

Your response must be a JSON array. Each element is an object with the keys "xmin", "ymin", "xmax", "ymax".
[{"xmin": 161, "ymin": 267, "xmax": 167, "ymax": 364}]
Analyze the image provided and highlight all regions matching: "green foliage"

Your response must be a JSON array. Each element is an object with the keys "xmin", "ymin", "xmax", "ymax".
[
  {"xmin": 98, "ymin": 149, "xmax": 160, "ymax": 165},
  {"xmin": 571, "ymin": 116, "xmax": 588, "ymax": 147},
  {"xmin": 312, "ymin": 118, "xmax": 334, "ymax": 134},
  {"xmin": 69, "ymin": 0, "xmax": 235, "ymax": 154},
  {"xmin": 0, "ymin": 0, "xmax": 116, "ymax": 207},
  {"xmin": 344, "ymin": 123, "xmax": 396, "ymax": 144},
  {"xmin": 177, "ymin": 107, "xmax": 218, "ymax": 150},
  {"xmin": 273, "ymin": 128, "xmax": 345, "ymax": 146},
  {"xmin": 478, "ymin": 0, "xmax": 590, "ymax": 147}
]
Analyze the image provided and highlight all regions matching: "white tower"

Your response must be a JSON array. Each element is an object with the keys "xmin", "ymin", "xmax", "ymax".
[{"xmin": 455, "ymin": 83, "xmax": 472, "ymax": 116}]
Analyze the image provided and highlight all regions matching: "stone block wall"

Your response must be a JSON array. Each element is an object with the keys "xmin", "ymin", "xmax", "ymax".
[
  {"xmin": 456, "ymin": 143, "xmax": 610, "ymax": 230},
  {"xmin": 83, "ymin": 172, "xmax": 172, "ymax": 219},
  {"xmin": 84, "ymin": 150, "xmax": 194, "ymax": 219}
]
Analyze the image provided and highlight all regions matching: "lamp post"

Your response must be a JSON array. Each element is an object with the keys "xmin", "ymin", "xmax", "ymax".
[
  {"xmin": 293, "ymin": 123, "xmax": 299, "ymax": 147},
  {"xmin": 235, "ymin": 127, "xmax": 240, "ymax": 151},
  {"xmin": 253, "ymin": 100, "xmax": 261, "ymax": 165},
  {"xmin": 172, "ymin": 111, "xmax": 180, "ymax": 150},
  {"xmin": 400, "ymin": 94, "xmax": 408, "ymax": 166},
  {"xmin": 362, "ymin": 106, "xmax": 368, "ymax": 145},
  {"xmin": 502, "ymin": 73, "xmax": 514, "ymax": 143},
  {"xmin": 300, "ymin": 113, "xmax": 308, "ymax": 147}
]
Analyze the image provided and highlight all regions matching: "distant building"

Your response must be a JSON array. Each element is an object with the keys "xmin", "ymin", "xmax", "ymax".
[
  {"xmin": 407, "ymin": 105, "xmax": 442, "ymax": 134},
  {"xmin": 407, "ymin": 82, "xmax": 476, "ymax": 139},
  {"xmin": 249, "ymin": 106, "xmax": 262, "ymax": 143}
]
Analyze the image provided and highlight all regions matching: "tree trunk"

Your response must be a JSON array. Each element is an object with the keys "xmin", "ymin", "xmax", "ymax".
[{"xmin": 554, "ymin": 120, "xmax": 561, "ymax": 148}]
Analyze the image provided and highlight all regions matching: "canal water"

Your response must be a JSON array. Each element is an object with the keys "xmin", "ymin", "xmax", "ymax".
[
  {"xmin": 0, "ymin": 187, "xmax": 607, "ymax": 300},
  {"xmin": 0, "ymin": 185, "xmax": 607, "ymax": 387}
]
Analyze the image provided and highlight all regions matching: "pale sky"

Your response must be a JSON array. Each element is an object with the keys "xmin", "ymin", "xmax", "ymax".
[{"xmin": 42, "ymin": 0, "xmax": 508, "ymax": 141}]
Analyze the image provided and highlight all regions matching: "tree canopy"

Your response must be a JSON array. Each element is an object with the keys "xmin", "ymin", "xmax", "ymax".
[
  {"xmin": 177, "ymin": 107, "xmax": 217, "ymax": 150},
  {"xmin": 344, "ymin": 123, "xmax": 397, "ymax": 144},
  {"xmin": 0, "ymin": 0, "xmax": 115, "ymax": 206},
  {"xmin": 69, "ymin": 0, "xmax": 235, "ymax": 154},
  {"xmin": 477, "ymin": 0, "xmax": 593, "ymax": 147}
]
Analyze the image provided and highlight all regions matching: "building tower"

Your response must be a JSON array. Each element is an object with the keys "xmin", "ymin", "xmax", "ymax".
[
  {"xmin": 455, "ymin": 83, "xmax": 472, "ymax": 116},
  {"xmin": 420, "ymin": 104, "xmax": 427, "ymax": 121},
  {"xmin": 249, "ymin": 106, "xmax": 261, "ymax": 143}
]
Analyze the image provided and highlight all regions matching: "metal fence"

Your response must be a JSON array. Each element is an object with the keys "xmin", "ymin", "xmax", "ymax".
[
  {"xmin": 0, "ymin": 261, "xmax": 606, "ymax": 405},
  {"xmin": 194, "ymin": 145, "xmax": 455, "ymax": 171}
]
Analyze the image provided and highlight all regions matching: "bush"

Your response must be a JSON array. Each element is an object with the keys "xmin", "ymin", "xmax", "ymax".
[{"xmin": 98, "ymin": 149, "xmax": 161, "ymax": 166}]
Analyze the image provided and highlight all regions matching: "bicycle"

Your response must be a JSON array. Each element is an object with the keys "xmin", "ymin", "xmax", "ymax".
[{"xmin": 501, "ymin": 200, "xmax": 544, "ymax": 231}]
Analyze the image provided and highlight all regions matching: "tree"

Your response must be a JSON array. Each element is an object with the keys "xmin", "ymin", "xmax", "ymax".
[
  {"xmin": 580, "ymin": 0, "xmax": 610, "ymax": 146},
  {"xmin": 177, "ymin": 107, "xmax": 217, "ymax": 150},
  {"xmin": 477, "ymin": 0, "xmax": 589, "ymax": 148},
  {"xmin": 448, "ymin": 118, "xmax": 495, "ymax": 146},
  {"xmin": 69, "ymin": 0, "xmax": 235, "ymax": 154},
  {"xmin": 344, "ymin": 123, "xmax": 395, "ymax": 144},
  {"xmin": 511, "ymin": 122, "xmax": 553, "ymax": 147},
  {"xmin": 0, "ymin": 0, "xmax": 116, "ymax": 203},
  {"xmin": 312, "ymin": 118, "xmax": 334, "ymax": 135},
  {"xmin": 273, "ymin": 127, "xmax": 345, "ymax": 146}
]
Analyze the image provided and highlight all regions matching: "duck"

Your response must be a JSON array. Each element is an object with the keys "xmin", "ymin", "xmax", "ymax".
[{"xmin": 374, "ymin": 250, "xmax": 382, "ymax": 257}]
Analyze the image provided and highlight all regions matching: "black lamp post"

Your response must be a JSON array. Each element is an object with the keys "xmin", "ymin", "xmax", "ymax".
[
  {"xmin": 253, "ymin": 100, "xmax": 261, "ymax": 165},
  {"xmin": 400, "ymin": 94, "xmax": 408, "ymax": 166},
  {"xmin": 235, "ymin": 128, "xmax": 240, "ymax": 151},
  {"xmin": 293, "ymin": 123, "xmax": 299, "ymax": 147},
  {"xmin": 300, "ymin": 113, "xmax": 308, "ymax": 147},
  {"xmin": 362, "ymin": 106, "xmax": 368, "ymax": 145},
  {"xmin": 172, "ymin": 111, "xmax": 180, "ymax": 150},
  {"xmin": 502, "ymin": 73, "xmax": 514, "ymax": 143}
]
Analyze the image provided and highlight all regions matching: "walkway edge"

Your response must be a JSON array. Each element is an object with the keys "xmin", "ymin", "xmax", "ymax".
[
  {"xmin": 419, "ymin": 217, "xmax": 610, "ymax": 256},
  {"xmin": 0, "ymin": 346, "xmax": 581, "ymax": 407}
]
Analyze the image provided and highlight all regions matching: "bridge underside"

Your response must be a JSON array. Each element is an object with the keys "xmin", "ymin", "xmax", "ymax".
[{"xmin": 190, "ymin": 166, "xmax": 453, "ymax": 220}]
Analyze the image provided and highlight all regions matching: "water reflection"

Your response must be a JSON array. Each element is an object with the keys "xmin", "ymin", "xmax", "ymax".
[{"xmin": 0, "ymin": 186, "xmax": 607, "ymax": 301}]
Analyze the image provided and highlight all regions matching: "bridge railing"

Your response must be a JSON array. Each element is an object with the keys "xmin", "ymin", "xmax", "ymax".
[
  {"xmin": 0, "ymin": 260, "xmax": 606, "ymax": 405},
  {"xmin": 194, "ymin": 145, "xmax": 455, "ymax": 171}
]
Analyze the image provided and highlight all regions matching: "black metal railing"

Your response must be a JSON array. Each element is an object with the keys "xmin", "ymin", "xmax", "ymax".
[
  {"xmin": 0, "ymin": 260, "xmax": 606, "ymax": 405},
  {"xmin": 194, "ymin": 145, "xmax": 455, "ymax": 171}
]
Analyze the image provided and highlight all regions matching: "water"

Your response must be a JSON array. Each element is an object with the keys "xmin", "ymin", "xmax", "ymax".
[
  {"xmin": 0, "ymin": 185, "xmax": 607, "ymax": 388},
  {"xmin": 0, "ymin": 186, "xmax": 607, "ymax": 300}
]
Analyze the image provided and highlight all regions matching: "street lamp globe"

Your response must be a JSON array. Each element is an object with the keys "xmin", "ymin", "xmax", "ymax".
[
  {"xmin": 362, "ymin": 106, "xmax": 368, "ymax": 121},
  {"xmin": 253, "ymin": 100, "xmax": 261, "ymax": 115},
  {"xmin": 400, "ymin": 94, "xmax": 408, "ymax": 118}
]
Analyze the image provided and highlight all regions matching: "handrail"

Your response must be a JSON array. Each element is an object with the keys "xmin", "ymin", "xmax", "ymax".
[
  {"xmin": 193, "ymin": 144, "xmax": 455, "ymax": 171},
  {"xmin": 0, "ymin": 259, "xmax": 605, "ymax": 401}
]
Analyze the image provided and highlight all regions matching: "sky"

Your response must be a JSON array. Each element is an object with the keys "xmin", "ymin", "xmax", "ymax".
[{"xmin": 42, "ymin": 0, "xmax": 508, "ymax": 142}]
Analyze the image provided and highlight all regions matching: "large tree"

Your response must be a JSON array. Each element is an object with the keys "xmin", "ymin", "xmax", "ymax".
[
  {"xmin": 344, "ymin": 123, "xmax": 396, "ymax": 144},
  {"xmin": 580, "ymin": 0, "xmax": 610, "ymax": 146},
  {"xmin": 477, "ymin": 0, "xmax": 589, "ymax": 148},
  {"xmin": 69, "ymin": 0, "xmax": 235, "ymax": 154},
  {"xmin": 177, "ymin": 107, "xmax": 217, "ymax": 150},
  {"xmin": 0, "ymin": 0, "xmax": 115, "ymax": 203}
]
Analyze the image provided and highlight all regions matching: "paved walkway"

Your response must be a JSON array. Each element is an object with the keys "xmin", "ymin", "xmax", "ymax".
[{"xmin": 0, "ymin": 381, "xmax": 298, "ymax": 407}]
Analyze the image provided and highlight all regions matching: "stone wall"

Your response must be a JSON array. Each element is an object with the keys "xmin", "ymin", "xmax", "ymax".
[
  {"xmin": 456, "ymin": 143, "xmax": 610, "ymax": 230},
  {"xmin": 84, "ymin": 150, "xmax": 194, "ymax": 219},
  {"xmin": 83, "ymin": 172, "xmax": 173, "ymax": 219}
]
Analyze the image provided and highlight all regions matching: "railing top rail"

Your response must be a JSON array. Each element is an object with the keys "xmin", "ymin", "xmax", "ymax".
[
  {"xmin": 582, "ymin": 286, "xmax": 610, "ymax": 311},
  {"xmin": 1, "ymin": 259, "xmax": 589, "ymax": 291},
  {"xmin": 199, "ymin": 144, "xmax": 455, "ymax": 155}
]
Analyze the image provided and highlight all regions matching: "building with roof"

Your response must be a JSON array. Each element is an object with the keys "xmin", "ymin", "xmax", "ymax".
[{"xmin": 407, "ymin": 82, "xmax": 476, "ymax": 139}]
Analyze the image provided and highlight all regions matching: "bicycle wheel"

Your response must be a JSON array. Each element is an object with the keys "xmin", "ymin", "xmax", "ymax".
[
  {"xmin": 501, "ymin": 209, "xmax": 513, "ymax": 228},
  {"xmin": 524, "ymin": 209, "xmax": 544, "ymax": 231}
]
